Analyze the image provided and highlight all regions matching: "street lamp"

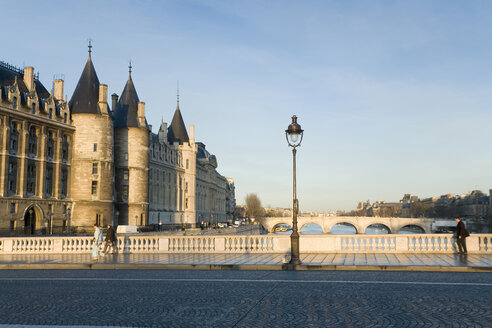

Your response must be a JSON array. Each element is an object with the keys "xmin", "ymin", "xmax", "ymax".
[{"xmin": 285, "ymin": 115, "xmax": 304, "ymax": 265}]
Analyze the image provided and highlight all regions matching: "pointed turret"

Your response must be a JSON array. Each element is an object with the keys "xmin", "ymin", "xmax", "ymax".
[
  {"xmin": 167, "ymin": 93, "xmax": 189, "ymax": 144},
  {"xmin": 69, "ymin": 43, "xmax": 114, "ymax": 229},
  {"xmin": 69, "ymin": 52, "xmax": 100, "ymax": 114},
  {"xmin": 113, "ymin": 64, "xmax": 142, "ymax": 127}
]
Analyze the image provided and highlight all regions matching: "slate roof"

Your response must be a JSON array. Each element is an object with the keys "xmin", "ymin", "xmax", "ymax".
[
  {"xmin": 0, "ymin": 64, "xmax": 50, "ymax": 101},
  {"xmin": 113, "ymin": 75, "xmax": 141, "ymax": 127},
  {"xmin": 167, "ymin": 102, "xmax": 189, "ymax": 144},
  {"xmin": 69, "ymin": 56, "xmax": 101, "ymax": 114}
]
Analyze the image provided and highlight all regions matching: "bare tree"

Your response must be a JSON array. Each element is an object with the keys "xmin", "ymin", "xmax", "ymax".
[{"xmin": 245, "ymin": 193, "xmax": 265, "ymax": 218}]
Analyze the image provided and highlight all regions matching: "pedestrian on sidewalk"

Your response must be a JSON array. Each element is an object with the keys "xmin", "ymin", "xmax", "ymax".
[
  {"xmin": 454, "ymin": 217, "xmax": 469, "ymax": 254},
  {"xmin": 102, "ymin": 224, "xmax": 116, "ymax": 255},
  {"xmin": 92, "ymin": 223, "xmax": 103, "ymax": 260}
]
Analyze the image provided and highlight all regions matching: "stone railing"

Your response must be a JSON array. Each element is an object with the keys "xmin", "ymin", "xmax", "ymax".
[{"xmin": 0, "ymin": 234, "xmax": 490, "ymax": 255}]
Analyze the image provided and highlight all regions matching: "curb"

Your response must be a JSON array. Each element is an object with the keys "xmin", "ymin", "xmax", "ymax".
[{"xmin": 0, "ymin": 263, "xmax": 491, "ymax": 272}]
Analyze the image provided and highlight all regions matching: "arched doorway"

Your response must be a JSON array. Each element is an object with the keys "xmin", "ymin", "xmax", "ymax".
[{"xmin": 24, "ymin": 207, "xmax": 36, "ymax": 235}]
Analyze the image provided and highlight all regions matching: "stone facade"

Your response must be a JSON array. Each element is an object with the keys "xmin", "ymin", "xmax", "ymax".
[
  {"xmin": 0, "ymin": 62, "xmax": 73, "ymax": 234},
  {"xmin": 0, "ymin": 52, "xmax": 235, "ymax": 234}
]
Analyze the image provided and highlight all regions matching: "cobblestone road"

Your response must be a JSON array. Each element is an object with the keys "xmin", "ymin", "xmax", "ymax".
[{"xmin": 0, "ymin": 270, "xmax": 490, "ymax": 327}]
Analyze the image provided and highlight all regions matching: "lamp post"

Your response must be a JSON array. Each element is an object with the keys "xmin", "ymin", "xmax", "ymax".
[{"xmin": 285, "ymin": 115, "xmax": 304, "ymax": 265}]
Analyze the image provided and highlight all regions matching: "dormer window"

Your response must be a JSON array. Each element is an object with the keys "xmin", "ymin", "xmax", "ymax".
[
  {"xmin": 49, "ymin": 108, "xmax": 53, "ymax": 119},
  {"xmin": 12, "ymin": 97, "xmax": 17, "ymax": 109},
  {"xmin": 31, "ymin": 103, "xmax": 35, "ymax": 114}
]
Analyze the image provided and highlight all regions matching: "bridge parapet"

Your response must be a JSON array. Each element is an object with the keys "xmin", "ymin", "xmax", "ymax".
[{"xmin": 0, "ymin": 233, "xmax": 491, "ymax": 254}]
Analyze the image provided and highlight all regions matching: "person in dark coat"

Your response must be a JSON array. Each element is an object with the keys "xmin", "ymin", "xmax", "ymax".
[
  {"xmin": 102, "ymin": 224, "xmax": 116, "ymax": 255},
  {"xmin": 454, "ymin": 217, "xmax": 469, "ymax": 254}
]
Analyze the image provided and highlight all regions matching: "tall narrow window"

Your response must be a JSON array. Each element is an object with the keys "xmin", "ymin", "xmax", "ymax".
[
  {"xmin": 93, "ymin": 143, "xmax": 97, "ymax": 152},
  {"xmin": 27, "ymin": 162, "xmax": 36, "ymax": 195},
  {"xmin": 91, "ymin": 181, "xmax": 97, "ymax": 195},
  {"xmin": 123, "ymin": 185, "xmax": 129, "ymax": 201},
  {"xmin": 28, "ymin": 126, "xmax": 37, "ymax": 156},
  {"xmin": 47, "ymin": 131, "xmax": 54, "ymax": 159},
  {"xmin": 92, "ymin": 162, "xmax": 98, "ymax": 174},
  {"xmin": 9, "ymin": 121, "xmax": 18, "ymax": 153},
  {"xmin": 123, "ymin": 170, "xmax": 128, "ymax": 180},
  {"xmin": 61, "ymin": 168, "xmax": 68, "ymax": 198},
  {"xmin": 8, "ymin": 158, "xmax": 17, "ymax": 195},
  {"xmin": 48, "ymin": 108, "xmax": 53, "ymax": 119},
  {"xmin": 31, "ymin": 103, "xmax": 35, "ymax": 114},
  {"xmin": 45, "ymin": 165, "xmax": 53, "ymax": 197},
  {"xmin": 12, "ymin": 97, "xmax": 17, "ymax": 109},
  {"xmin": 62, "ymin": 135, "xmax": 69, "ymax": 161}
]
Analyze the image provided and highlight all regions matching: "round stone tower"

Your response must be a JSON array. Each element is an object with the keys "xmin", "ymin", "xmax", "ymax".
[
  {"xmin": 69, "ymin": 50, "xmax": 114, "ymax": 230},
  {"xmin": 112, "ymin": 68, "xmax": 149, "ymax": 226}
]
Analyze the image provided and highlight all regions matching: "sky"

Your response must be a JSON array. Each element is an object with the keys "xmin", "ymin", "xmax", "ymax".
[{"xmin": 3, "ymin": 0, "xmax": 492, "ymax": 211}]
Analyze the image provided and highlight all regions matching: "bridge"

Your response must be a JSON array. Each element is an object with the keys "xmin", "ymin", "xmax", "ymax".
[{"xmin": 256, "ymin": 216, "xmax": 435, "ymax": 234}]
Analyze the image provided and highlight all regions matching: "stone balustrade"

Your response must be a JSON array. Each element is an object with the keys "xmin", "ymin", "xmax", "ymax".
[{"xmin": 0, "ymin": 234, "xmax": 491, "ymax": 255}]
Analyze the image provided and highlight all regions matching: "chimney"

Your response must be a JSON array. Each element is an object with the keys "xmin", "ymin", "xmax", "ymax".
[
  {"xmin": 23, "ymin": 67, "xmax": 34, "ymax": 92},
  {"xmin": 111, "ymin": 93, "xmax": 118, "ymax": 112},
  {"xmin": 98, "ymin": 84, "xmax": 108, "ymax": 104},
  {"xmin": 53, "ymin": 79, "xmax": 64, "ymax": 100},
  {"xmin": 137, "ymin": 102, "xmax": 146, "ymax": 126},
  {"xmin": 189, "ymin": 124, "xmax": 195, "ymax": 143},
  {"xmin": 98, "ymin": 84, "xmax": 108, "ymax": 114},
  {"xmin": 158, "ymin": 122, "xmax": 167, "ymax": 142}
]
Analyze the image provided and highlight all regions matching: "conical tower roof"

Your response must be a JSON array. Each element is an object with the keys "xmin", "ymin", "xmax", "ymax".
[
  {"xmin": 113, "ymin": 74, "xmax": 141, "ymax": 127},
  {"xmin": 167, "ymin": 99, "xmax": 189, "ymax": 144},
  {"xmin": 69, "ymin": 54, "xmax": 100, "ymax": 114}
]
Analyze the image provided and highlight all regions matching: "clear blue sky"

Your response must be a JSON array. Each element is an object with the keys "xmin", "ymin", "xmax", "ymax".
[{"xmin": 3, "ymin": 1, "xmax": 492, "ymax": 211}]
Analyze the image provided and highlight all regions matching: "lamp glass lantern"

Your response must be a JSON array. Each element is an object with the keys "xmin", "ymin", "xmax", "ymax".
[{"xmin": 285, "ymin": 115, "xmax": 304, "ymax": 147}]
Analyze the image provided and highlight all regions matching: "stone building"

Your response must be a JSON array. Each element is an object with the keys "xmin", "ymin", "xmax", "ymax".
[
  {"xmin": 0, "ymin": 49, "xmax": 235, "ymax": 234},
  {"xmin": 0, "ymin": 61, "xmax": 73, "ymax": 234}
]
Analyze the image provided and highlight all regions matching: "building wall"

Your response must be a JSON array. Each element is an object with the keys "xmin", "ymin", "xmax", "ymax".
[
  {"xmin": 148, "ymin": 132, "xmax": 185, "ymax": 225},
  {"xmin": 114, "ymin": 126, "xmax": 149, "ymax": 226},
  {"xmin": 70, "ymin": 109, "xmax": 113, "ymax": 229}
]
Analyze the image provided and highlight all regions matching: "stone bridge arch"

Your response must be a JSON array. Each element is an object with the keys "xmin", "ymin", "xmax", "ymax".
[{"xmin": 257, "ymin": 216, "xmax": 434, "ymax": 234}]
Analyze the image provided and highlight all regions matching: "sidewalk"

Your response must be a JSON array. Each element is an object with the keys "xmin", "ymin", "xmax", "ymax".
[{"xmin": 0, "ymin": 252, "xmax": 491, "ymax": 271}]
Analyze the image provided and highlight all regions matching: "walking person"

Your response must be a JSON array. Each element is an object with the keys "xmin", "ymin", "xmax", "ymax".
[
  {"xmin": 454, "ymin": 217, "xmax": 469, "ymax": 254},
  {"xmin": 102, "ymin": 224, "xmax": 116, "ymax": 255},
  {"xmin": 92, "ymin": 223, "xmax": 103, "ymax": 260}
]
